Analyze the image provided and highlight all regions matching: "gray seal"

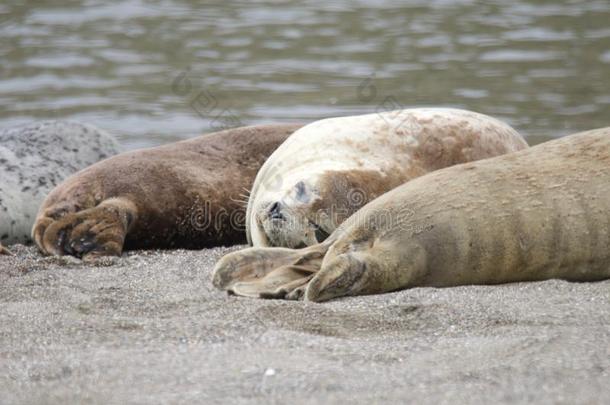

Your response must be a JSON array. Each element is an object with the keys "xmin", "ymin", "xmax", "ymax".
[{"xmin": 0, "ymin": 121, "xmax": 120, "ymax": 248}]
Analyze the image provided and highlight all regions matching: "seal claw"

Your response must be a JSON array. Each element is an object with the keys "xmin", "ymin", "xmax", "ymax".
[{"xmin": 37, "ymin": 199, "xmax": 134, "ymax": 259}]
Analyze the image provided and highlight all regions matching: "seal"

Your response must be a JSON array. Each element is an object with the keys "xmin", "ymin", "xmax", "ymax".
[
  {"xmin": 213, "ymin": 127, "xmax": 610, "ymax": 302},
  {"xmin": 33, "ymin": 124, "xmax": 301, "ymax": 259},
  {"xmin": 0, "ymin": 121, "xmax": 120, "ymax": 248},
  {"xmin": 246, "ymin": 108, "xmax": 528, "ymax": 248}
]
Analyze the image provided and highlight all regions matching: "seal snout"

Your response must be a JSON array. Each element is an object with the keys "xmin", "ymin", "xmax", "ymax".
[{"xmin": 267, "ymin": 201, "xmax": 284, "ymax": 220}]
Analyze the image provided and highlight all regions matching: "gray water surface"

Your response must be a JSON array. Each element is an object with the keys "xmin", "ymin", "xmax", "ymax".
[{"xmin": 1, "ymin": 0, "xmax": 609, "ymax": 149}]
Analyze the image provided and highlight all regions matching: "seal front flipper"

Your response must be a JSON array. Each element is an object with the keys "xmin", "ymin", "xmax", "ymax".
[
  {"xmin": 35, "ymin": 197, "xmax": 137, "ymax": 259},
  {"xmin": 231, "ymin": 266, "xmax": 315, "ymax": 299},
  {"xmin": 305, "ymin": 252, "xmax": 375, "ymax": 302},
  {"xmin": 212, "ymin": 243, "xmax": 327, "ymax": 299},
  {"xmin": 305, "ymin": 241, "xmax": 427, "ymax": 302}
]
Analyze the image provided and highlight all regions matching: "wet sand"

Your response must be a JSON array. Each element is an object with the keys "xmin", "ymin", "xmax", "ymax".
[{"xmin": 1, "ymin": 245, "xmax": 609, "ymax": 404}]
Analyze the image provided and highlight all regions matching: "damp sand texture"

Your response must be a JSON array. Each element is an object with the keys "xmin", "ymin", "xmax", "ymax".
[{"xmin": 1, "ymin": 245, "xmax": 609, "ymax": 404}]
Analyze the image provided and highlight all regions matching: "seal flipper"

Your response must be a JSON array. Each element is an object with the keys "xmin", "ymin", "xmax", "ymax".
[
  {"xmin": 305, "ymin": 241, "xmax": 427, "ymax": 302},
  {"xmin": 305, "ymin": 252, "xmax": 369, "ymax": 302},
  {"xmin": 232, "ymin": 266, "xmax": 315, "ymax": 299},
  {"xmin": 212, "ymin": 244, "xmax": 327, "ymax": 299},
  {"xmin": 36, "ymin": 197, "xmax": 137, "ymax": 259}
]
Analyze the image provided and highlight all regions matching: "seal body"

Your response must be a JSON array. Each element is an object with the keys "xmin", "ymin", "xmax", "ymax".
[
  {"xmin": 33, "ymin": 124, "xmax": 301, "ymax": 259},
  {"xmin": 213, "ymin": 128, "xmax": 610, "ymax": 302},
  {"xmin": 246, "ymin": 108, "xmax": 527, "ymax": 248},
  {"xmin": 0, "ymin": 121, "xmax": 120, "ymax": 245}
]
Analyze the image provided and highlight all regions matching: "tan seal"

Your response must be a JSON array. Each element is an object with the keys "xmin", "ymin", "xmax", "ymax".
[
  {"xmin": 246, "ymin": 108, "xmax": 527, "ymax": 248},
  {"xmin": 213, "ymin": 127, "xmax": 610, "ymax": 302},
  {"xmin": 33, "ymin": 124, "xmax": 301, "ymax": 259}
]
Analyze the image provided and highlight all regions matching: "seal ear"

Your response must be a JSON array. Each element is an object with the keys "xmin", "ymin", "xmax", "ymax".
[{"xmin": 212, "ymin": 244, "xmax": 327, "ymax": 299}]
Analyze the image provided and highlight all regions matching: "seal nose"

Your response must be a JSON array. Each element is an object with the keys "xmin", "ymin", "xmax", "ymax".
[{"xmin": 268, "ymin": 201, "xmax": 283, "ymax": 220}]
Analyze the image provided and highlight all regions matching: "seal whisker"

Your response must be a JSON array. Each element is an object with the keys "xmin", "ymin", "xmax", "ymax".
[{"xmin": 229, "ymin": 197, "xmax": 250, "ymax": 207}]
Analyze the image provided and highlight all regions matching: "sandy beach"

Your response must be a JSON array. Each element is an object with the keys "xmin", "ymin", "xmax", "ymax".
[
  {"xmin": 2, "ymin": 0, "xmax": 610, "ymax": 403},
  {"xmin": 1, "ymin": 245, "xmax": 608, "ymax": 404}
]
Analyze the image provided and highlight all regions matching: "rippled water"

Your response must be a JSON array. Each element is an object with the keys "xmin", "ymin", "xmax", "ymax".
[{"xmin": 1, "ymin": 0, "xmax": 609, "ymax": 149}]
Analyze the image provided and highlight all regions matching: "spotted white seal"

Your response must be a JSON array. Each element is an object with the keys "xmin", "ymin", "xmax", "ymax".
[
  {"xmin": 246, "ymin": 108, "xmax": 528, "ymax": 248},
  {"xmin": 0, "ymin": 121, "xmax": 120, "ymax": 248}
]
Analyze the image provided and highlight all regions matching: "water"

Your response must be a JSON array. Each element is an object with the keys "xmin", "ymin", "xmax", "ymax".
[{"xmin": 1, "ymin": 0, "xmax": 609, "ymax": 149}]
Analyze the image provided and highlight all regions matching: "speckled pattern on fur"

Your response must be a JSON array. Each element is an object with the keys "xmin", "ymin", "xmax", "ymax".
[
  {"xmin": 247, "ymin": 108, "xmax": 528, "ymax": 248},
  {"xmin": 0, "ymin": 121, "xmax": 120, "ymax": 245}
]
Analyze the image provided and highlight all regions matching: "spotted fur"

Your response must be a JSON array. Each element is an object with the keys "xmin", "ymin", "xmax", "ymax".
[
  {"xmin": 0, "ymin": 121, "xmax": 120, "ymax": 245},
  {"xmin": 247, "ymin": 108, "xmax": 528, "ymax": 248}
]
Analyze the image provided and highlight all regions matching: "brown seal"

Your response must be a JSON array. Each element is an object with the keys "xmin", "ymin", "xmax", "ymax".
[
  {"xmin": 33, "ymin": 124, "xmax": 301, "ymax": 259},
  {"xmin": 213, "ymin": 127, "xmax": 610, "ymax": 302}
]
